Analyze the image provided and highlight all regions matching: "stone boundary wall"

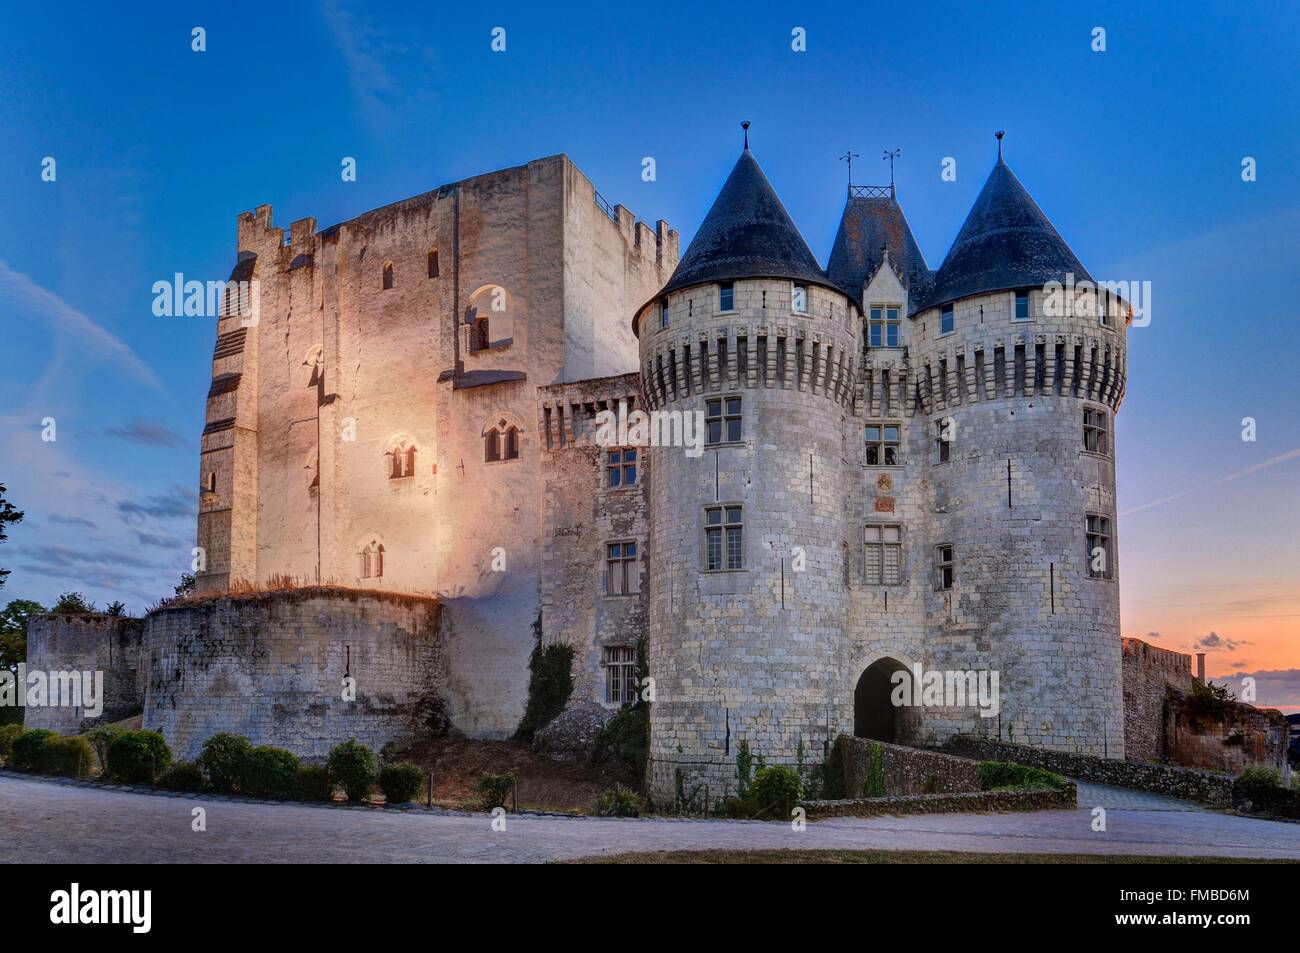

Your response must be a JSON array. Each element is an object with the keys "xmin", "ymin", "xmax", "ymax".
[
  {"xmin": 144, "ymin": 588, "xmax": 443, "ymax": 760},
  {"xmin": 22, "ymin": 614, "xmax": 147, "ymax": 733},
  {"xmin": 944, "ymin": 737, "xmax": 1234, "ymax": 805},
  {"xmin": 1122, "ymin": 637, "xmax": 1191, "ymax": 762},
  {"xmin": 805, "ymin": 784, "xmax": 1076, "ymax": 819},
  {"xmin": 1166, "ymin": 697, "xmax": 1290, "ymax": 774},
  {"xmin": 839, "ymin": 736, "xmax": 979, "ymax": 798}
]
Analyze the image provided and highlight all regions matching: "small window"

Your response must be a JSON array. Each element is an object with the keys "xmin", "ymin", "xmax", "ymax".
[
  {"xmin": 1014, "ymin": 291, "xmax": 1030, "ymax": 321},
  {"xmin": 1083, "ymin": 408, "xmax": 1109, "ymax": 454},
  {"xmin": 935, "ymin": 544, "xmax": 954, "ymax": 590},
  {"xmin": 792, "ymin": 284, "xmax": 808, "ymax": 314},
  {"xmin": 705, "ymin": 396, "xmax": 742, "ymax": 445},
  {"xmin": 934, "ymin": 418, "xmax": 952, "ymax": 464},
  {"xmin": 605, "ymin": 541, "xmax": 640, "ymax": 596},
  {"xmin": 865, "ymin": 424, "xmax": 901, "ymax": 466},
  {"xmin": 504, "ymin": 426, "xmax": 520, "ymax": 460},
  {"xmin": 603, "ymin": 645, "xmax": 638, "ymax": 704},
  {"xmin": 719, "ymin": 282, "xmax": 734, "ymax": 312},
  {"xmin": 389, "ymin": 444, "xmax": 416, "ymax": 479},
  {"xmin": 939, "ymin": 304, "xmax": 954, "ymax": 335},
  {"xmin": 607, "ymin": 448, "xmax": 637, "ymax": 487},
  {"xmin": 705, "ymin": 505, "xmax": 743, "ymax": 571},
  {"xmin": 203, "ymin": 472, "xmax": 216, "ymax": 493},
  {"xmin": 1087, "ymin": 514, "xmax": 1112, "ymax": 579},
  {"xmin": 865, "ymin": 525, "xmax": 903, "ymax": 585},
  {"xmin": 427, "ymin": 249, "xmax": 440, "ymax": 278},
  {"xmin": 485, "ymin": 429, "xmax": 501, "ymax": 462},
  {"xmin": 660, "ymin": 300, "xmax": 670, "ymax": 330},
  {"xmin": 382, "ymin": 262, "xmax": 394, "ymax": 290},
  {"xmin": 869, "ymin": 306, "xmax": 901, "ymax": 348},
  {"xmin": 361, "ymin": 542, "xmax": 385, "ymax": 579},
  {"xmin": 471, "ymin": 317, "xmax": 489, "ymax": 352}
]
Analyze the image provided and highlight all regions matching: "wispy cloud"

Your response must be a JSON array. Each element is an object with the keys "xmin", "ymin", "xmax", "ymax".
[
  {"xmin": 107, "ymin": 419, "xmax": 188, "ymax": 448},
  {"xmin": 116, "ymin": 484, "xmax": 197, "ymax": 524},
  {"xmin": 321, "ymin": 1, "xmax": 437, "ymax": 132},
  {"xmin": 1120, "ymin": 446, "xmax": 1300, "ymax": 517},
  {"xmin": 1191, "ymin": 631, "xmax": 1251, "ymax": 653},
  {"xmin": 0, "ymin": 258, "xmax": 161, "ymax": 390}
]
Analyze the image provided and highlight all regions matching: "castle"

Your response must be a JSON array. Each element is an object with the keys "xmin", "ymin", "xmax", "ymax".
[{"xmin": 26, "ymin": 132, "xmax": 1142, "ymax": 803}]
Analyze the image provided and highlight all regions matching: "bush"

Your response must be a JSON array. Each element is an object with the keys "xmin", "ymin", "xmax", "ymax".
[
  {"xmin": 47, "ymin": 736, "xmax": 94, "ymax": 777},
  {"xmin": 514, "ymin": 641, "xmax": 574, "ymax": 743},
  {"xmin": 243, "ymin": 746, "xmax": 300, "ymax": 799},
  {"xmin": 379, "ymin": 762, "xmax": 424, "ymax": 804},
  {"xmin": 592, "ymin": 703, "xmax": 649, "ymax": 783},
  {"xmin": 157, "ymin": 760, "xmax": 205, "ymax": 792},
  {"xmin": 0, "ymin": 723, "xmax": 24, "ymax": 759},
  {"xmin": 592, "ymin": 784, "xmax": 642, "ymax": 817},
  {"xmin": 476, "ymin": 772, "xmax": 515, "ymax": 811},
  {"xmin": 1235, "ymin": 764, "xmax": 1283, "ymax": 801},
  {"xmin": 86, "ymin": 724, "xmax": 123, "ymax": 772},
  {"xmin": 976, "ymin": 760, "xmax": 1065, "ymax": 792},
  {"xmin": 106, "ymin": 730, "xmax": 172, "ymax": 783},
  {"xmin": 197, "ymin": 733, "xmax": 253, "ymax": 793},
  {"xmin": 10, "ymin": 728, "xmax": 58, "ymax": 771},
  {"xmin": 295, "ymin": 764, "xmax": 335, "ymax": 802},
  {"xmin": 326, "ymin": 739, "xmax": 377, "ymax": 802},
  {"xmin": 748, "ymin": 765, "xmax": 804, "ymax": 818}
]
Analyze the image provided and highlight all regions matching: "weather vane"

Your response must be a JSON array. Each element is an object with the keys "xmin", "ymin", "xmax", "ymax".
[
  {"xmin": 883, "ymin": 149, "xmax": 902, "ymax": 191},
  {"xmin": 839, "ymin": 149, "xmax": 860, "ymax": 187}
]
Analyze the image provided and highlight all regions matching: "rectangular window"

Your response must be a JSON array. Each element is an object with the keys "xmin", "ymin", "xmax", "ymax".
[
  {"xmin": 660, "ymin": 300, "xmax": 670, "ymax": 330},
  {"xmin": 427, "ymin": 250, "xmax": 440, "ymax": 278},
  {"xmin": 792, "ymin": 284, "xmax": 808, "ymax": 314},
  {"xmin": 705, "ymin": 396, "xmax": 742, "ymax": 445},
  {"xmin": 865, "ymin": 423, "xmax": 901, "ymax": 466},
  {"xmin": 935, "ymin": 543, "xmax": 954, "ymax": 590},
  {"xmin": 606, "ymin": 448, "xmax": 637, "ymax": 487},
  {"xmin": 940, "ymin": 304, "xmax": 954, "ymax": 335},
  {"xmin": 865, "ymin": 525, "xmax": 903, "ymax": 585},
  {"xmin": 603, "ymin": 645, "xmax": 638, "ymax": 703},
  {"xmin": 1014, "ymin": 291, "xmax": 1030, "ymax": 320},
  {"xmin": 868, "ymin": 306, "xmax": 901, "ymax": 348},
  {"xmin": 719, "ymin": 282, "xmax": 734, "ymax": 312},
  {"xmin": 1086, "ymin": 514, "xmax": 1112, "ymax": 579},
  {"xmin": 605, "ymin": 541, "xmax": 640, "ymax": 595},
  {"xmin": 1083, "ymin": 408, "xmax": 1109, "ymax": 454},
  {"xmin": 705, "ymin": 505, "xmax": 743, "ymax": 570},
  {"xmin": 934, "ymin": 418, "xmax": 952, "ymax": 464}
]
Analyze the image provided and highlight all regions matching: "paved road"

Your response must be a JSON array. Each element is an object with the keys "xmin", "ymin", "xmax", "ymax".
[{"xmin": 2, "ymin": 773, "xmax": 1296, "ymax": 863}]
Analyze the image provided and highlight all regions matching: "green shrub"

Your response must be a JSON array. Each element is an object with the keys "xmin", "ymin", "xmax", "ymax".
[
  {"xmin": 379, "ymin": 762, "xmax": 424, "ymax": 804},
  {"xmin": 863, "ymin": 742, "xmax": 886, "ymax": 797},
  {"xmin": 592, "ymin": 784, "xmax": 642, "ymax": 817},
  {"xmin": 157, "ymin": 760, "xmax": 205, "ymax": 792},
  {"xmin": 476, "ymin": 772, "xmax": 515, "ymax": 811},
  {"xmin": 47, "ymin": 736, "xmax": 94, "ymax": 777},
  {"xmin": 106, "ymin": 730, "xmax": 171, "ymax": 783},
  {"xmin": 514, "ymin": 641, "xmax": 574, "ymax": 743},
  {"xmin": 86, "ymin": 724, "xmax": 123, "ymax": 772},
  {"xmin": 591, "ymin": 702, "xmax": 648, "ymax": 782},
  {"xmin": 197, "ymin": 733, "xmax": 252, "ymax": 793},
  {"xmin": 748, "ymin": 765, "xmax": 804, "ymax": 818},
  {"xmin": 0, "ymin": 723, "xmax": 24, "ymax": 759},
  {"xmin": 976, "ymin": 760, "xmax": 1065, "ymax": 791},
  {"xmin": 10, "ymin": 728, "xmax": 58, "ymax": 771},
  {"xmin": 819, "ymin": 739, "xmax": 847, "ymax": 800},
  {"xmin": 295, "ymin": 764, "xmax": 334, "ymax": 801},
  {"xmin": 1235, "ymin": 764, "xmax": 1283, "ymax": 801},
  {"xmin": 243, "ymin": 746, "xmax": 300, "ymax": 799},
  {"xmin": 326, "ymin": 739, "xmax": 377, "ymax": 801}
]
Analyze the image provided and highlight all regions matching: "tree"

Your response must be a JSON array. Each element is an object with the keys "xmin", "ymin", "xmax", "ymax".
[
  {"xmin": 0, "ymin": 483, "xmax": 24, "ymax": 592},
  {"xmin": 52, "ymin": 591, "xmax": 96, "ymax": 614},
  {"xmin": 105, "ymin": 600, "xmax": 127, "ymax": 616},
  {"xmin": 174, "ymin": 572, "xmax": 195, "ymax": 597},
  {"xmin": 0, "ymin": 598, "xmax": 45, "ymax": 675}
]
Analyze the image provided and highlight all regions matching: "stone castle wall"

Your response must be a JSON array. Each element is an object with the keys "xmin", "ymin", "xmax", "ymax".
[
  {"xmin": 143, "ymin": 589, "xmax": 443, "ymax": 760},
  {"xmin": 1121, "ymin": 637, "xmax": 1191, "ymax": 762},
  {"xmin": 21, "ymin": 614, "xmax": 146, "ymax": 733}
]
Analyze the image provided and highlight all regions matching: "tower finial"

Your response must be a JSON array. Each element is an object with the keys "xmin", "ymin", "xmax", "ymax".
[
  {"xmin": 883, "ymin": 148, "xmax": 901, "ymax": 196},
  {"xmin": 995, "ymin": 129, "xmax": 1005, "ymax": 160},
  {"xmin": 742, "ymin": 120, "xmax": 750, "ymax": 150},
  {"xmin": 839, "ymin": 148, "xmax": 860, "ymax": 188}
]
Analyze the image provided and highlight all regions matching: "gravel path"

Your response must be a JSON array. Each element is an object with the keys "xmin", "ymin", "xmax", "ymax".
[{"xmin": 3, "ymin": 773, "xmax": 1296, "ymax": 863}]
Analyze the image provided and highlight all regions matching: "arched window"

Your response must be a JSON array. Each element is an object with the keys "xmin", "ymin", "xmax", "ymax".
[
  {"xmin": 472, "ymin": 317, "xmax": 489, "ymax": 352},
  {"xmin": 374, "ymin": 544, "xmax": 384, "ymax": 578},
  {"xmin": 404, "ymin": 445, "xmax": 416, "ymax": 476},
  {"xmin": 361, "ymin": 545, "xmax": 372, "ymax": 578},
  {"xmin": 387, "ymin": 439, "xmax": 416, "ymax": 478},
  {"xmin": 427, "ymin": 247, "xmax": 439, "ymax": 278},
  {"xmin": 465, "ymin": 285, "xmax": 512, "ymax": 353},
  {"xmin": 382, "ymin": 261, "xmax": 394, "ymax": 290},
  {"xmin": 361, "ymin": 541, "xmax": 385, "ymax": 579},
  {"xmin": 505, "ymin": 426, "xmax": 520, "ymax": 460},
  {"xmin": 484, "ymin": 419, "xmax": 521, "ymax": 463},
  {"xmin": 485, "ymin": 429, "xmax": 501, "ymax": 462}
]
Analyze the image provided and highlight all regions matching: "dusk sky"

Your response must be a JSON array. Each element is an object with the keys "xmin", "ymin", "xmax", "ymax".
[{"xmin": 1, "ymin": 2, "xmax": 1297, "ymax": 708}]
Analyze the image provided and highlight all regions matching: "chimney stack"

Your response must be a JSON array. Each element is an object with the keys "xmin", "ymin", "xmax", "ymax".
[{"xmin": 1196, "ymin": 653, "xmax": 1206, "ymax": 683}]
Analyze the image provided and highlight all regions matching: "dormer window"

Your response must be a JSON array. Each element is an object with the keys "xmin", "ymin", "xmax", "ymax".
[
  {"xmin": 792, "ymin": 284, "xmax": 808, "ymax": 314},
  {"xmin": 718, "ymin": 282, "xmax": 734, "ymax": 312},
  {"xmin": 939, "ymin": 304, "xmax": 954, "ymax": 335},
  {"xmin": 869, "ymin": 306, "xmax": 900, "ymax": 348},
  {"xmin": 1014, "ymin": 291, "xmax": 1030, "ymax": 321}
]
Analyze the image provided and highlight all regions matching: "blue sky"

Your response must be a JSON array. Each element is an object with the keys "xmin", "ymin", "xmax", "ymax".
[{"xmin": 1, "ymin": 1, "xmax": 1297, "ymax": 700}]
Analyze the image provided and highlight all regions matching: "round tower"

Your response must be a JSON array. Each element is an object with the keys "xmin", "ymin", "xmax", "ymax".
[
  {"xmin": 907, "ymin": 140, "xmax": 1128, "ymax": 756},
  {"xmin": 635, "ymin": 134, "xmax": 860, "ymax": 806}
]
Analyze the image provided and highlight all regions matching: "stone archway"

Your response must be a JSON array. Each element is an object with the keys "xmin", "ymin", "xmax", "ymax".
[{"xmin": 854, "ymin": 657, "xmax": 912, "ymax": 743}]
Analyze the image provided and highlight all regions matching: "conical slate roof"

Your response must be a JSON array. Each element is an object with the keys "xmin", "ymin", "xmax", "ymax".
[
  {"xmin": 659, "ymin": 148, "xmax": 829, "ymax": 296},
  {"xmin": 827, "ymin": 192, "xmax": 929, "ymax": 304},
  {"xmin": 922, "ymin": 157, "xmax": 1092, "ymax": 312}
]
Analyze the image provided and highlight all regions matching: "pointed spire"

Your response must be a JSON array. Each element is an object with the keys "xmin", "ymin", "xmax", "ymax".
[
  {"xmin": 741, "ymin": 120, "xmax": 750, "ymax": 151},
  {"xmin": 922, "ymin": 153, "xmax": 1092, "ymax": 312},
  {"xmin": 995, "ymin": 130, "xmax": 1005, "ymax": 161},
  {"xmin": 827, "ymin": 188, "xmax": 929, "ymax": 305},
  {"xmin": 657, "ymin": 141, "xmax": 826, "ymax": 297}
]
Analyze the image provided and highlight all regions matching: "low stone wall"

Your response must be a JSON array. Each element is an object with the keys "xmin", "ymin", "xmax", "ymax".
[
  {"xmin": 1166, "ymin": 697, "xmax": 1290, "ymax": 774},
  {"xmin": 806, "ymin": 784, "xmax": 1076, "ymax": 819},
  {"xmin": 1122, "ymin": 637, "xmax": 1191, "ymax": 762},
  {"xmin": 944, "ymin": 737, "xmax": 1234, "ymax": 805},
  {"xmin": 839, "ymin": 736, "xmax": 979, "ymax": 798},
  {"xmin": 22, "ymin": 614, "xmax": 147, "ymax": 733},
  {"xmin": 144, "ymin": 588, "xmax": 444, "ymax": 760}
]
